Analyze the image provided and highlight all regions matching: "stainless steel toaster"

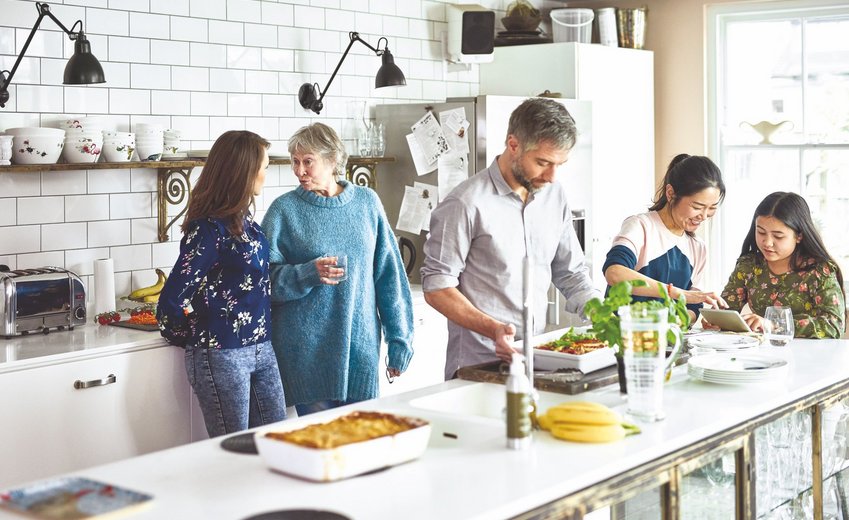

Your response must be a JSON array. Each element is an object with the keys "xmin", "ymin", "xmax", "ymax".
[{"xmin": 0, "ymin": 266, "xmax": 87, "ymax": 338}]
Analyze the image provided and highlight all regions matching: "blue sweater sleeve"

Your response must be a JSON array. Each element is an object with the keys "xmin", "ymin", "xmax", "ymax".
[
  {"xmin": 602, "ymin": 244, "xmax": 637, "ymax": 274},
  {"xmin": 262, "ymin": 200, "xmax": 322, "ymax": 302},
  {"xmin": 371, "ymin": 196, "xmax": 415, "ymax": 372},
  {"xmin": 157, "ymin": 220, "xmax": 221, "ymax": 347}
]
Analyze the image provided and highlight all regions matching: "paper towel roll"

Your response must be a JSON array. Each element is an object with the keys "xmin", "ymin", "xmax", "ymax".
[{"xmin": 94, "ymin": 258, "xmax": 116, "ymax": 315}]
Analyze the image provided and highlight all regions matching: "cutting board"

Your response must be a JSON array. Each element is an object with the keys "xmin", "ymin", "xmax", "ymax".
[
  {"xmin": 456, "ymin": 351, "xmax": 690, "ymax": 395},
  {"xmin": 457, "ymin": 361, "xmax": 617, "ymax": 395},
  {"xmin": 108, "ymin": 321, "xmax": 158, "ymax": 332}
]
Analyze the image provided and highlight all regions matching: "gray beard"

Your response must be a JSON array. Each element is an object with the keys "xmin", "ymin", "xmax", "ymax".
[{"xmin": 512, "ymin": 157, "xmax": 546, "ymax": 195}]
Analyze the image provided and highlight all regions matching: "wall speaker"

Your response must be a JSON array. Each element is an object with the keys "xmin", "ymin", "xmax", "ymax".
[{"xmin": 447, "ymin": 5, "xmax": 495, "ymax": 64}]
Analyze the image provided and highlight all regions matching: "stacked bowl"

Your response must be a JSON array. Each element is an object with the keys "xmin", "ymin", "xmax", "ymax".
[
  {"xmin": 59, "ymin": 118, "xmax": 104, "ymax": 164},
  {"xmin": 134, "ymin": 123, "xmax": 164, "ymax": 161},
  {"xmin": 102, "ymin": 131, "xmax": 136, "ymax": 162},
  {"xmin": 163, "ymin": 129, "xmax": 182, "ymax": 157},
  {"xmin": 2, "ymin": 127, "xmax": 65, "ymax": 165}
]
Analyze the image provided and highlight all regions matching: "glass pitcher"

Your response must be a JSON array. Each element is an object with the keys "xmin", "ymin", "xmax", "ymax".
[{"xmin": 619, "ymin": 305, "xmax": 683, "ymax": 421}]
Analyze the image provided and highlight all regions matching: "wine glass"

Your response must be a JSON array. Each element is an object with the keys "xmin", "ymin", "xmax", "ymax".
[{"xmin": 764, "ymin": 306, "xmax": 794, "ymax": 346}]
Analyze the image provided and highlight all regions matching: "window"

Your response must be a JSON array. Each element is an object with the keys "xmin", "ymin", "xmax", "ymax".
[{"xmin": 707, "ymin": 1, "xmax": 849, "ymax": 290}]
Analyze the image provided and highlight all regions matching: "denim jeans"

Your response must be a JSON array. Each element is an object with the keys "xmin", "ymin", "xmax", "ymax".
[{"xmin": 185, "ymin": 340, "xmax": 287, "ymax": 437}]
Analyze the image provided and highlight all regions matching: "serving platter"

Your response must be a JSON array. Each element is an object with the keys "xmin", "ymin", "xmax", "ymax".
[
  {"xmin": 512, "ymin": 328, "xmax": 616, "ymax": 373},
  {"xmin": 255, "ymin": 411, "xmax": 431, "ymax": 482}
]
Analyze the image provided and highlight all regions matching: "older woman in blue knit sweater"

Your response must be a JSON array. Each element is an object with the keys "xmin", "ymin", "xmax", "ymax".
[{"xmin": 262, "ymin": 123, "xmax": 414, "ymax": 416}]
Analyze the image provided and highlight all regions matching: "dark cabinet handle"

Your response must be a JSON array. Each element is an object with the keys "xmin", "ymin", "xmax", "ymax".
[{"xmin": 73, "ymin": 374, "xmax": 117, "ymax": 389}]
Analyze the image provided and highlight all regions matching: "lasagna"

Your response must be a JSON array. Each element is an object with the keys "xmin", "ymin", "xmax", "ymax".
[{"xmin": 265, "ymin": 411, "xmax": 429, "ymax": 450}]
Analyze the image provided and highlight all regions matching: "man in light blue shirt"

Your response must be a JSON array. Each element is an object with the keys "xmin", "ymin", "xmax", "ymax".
[{"xmin": 422, "ymin": 98, "xmax": 600, "ymax": 379}]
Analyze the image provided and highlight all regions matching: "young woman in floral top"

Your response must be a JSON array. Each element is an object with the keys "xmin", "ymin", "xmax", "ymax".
[
  {"xmin": 157, "ymin": 130, "xmax": 287, "ymax": 436},
  {"xmin": 720, "ymin": 192, "xmax": 845, "ymax": 338}
]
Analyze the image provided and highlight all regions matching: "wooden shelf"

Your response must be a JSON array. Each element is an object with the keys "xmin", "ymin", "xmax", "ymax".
[
  {"xmin": 1, "ymin": 156, "xmax": 395, "ymax": 242},
  {"xmin": 0, "ymin": 155, "xmax": 394, "ymax": 173}
]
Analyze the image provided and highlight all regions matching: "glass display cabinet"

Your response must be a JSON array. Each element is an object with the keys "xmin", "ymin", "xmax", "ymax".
[{"xmin": 511, "ymin": 381, "xmax": 849, "ymax": 520}]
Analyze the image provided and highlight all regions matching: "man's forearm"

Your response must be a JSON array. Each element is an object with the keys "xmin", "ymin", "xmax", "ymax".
[{"xmin": 423, "ymin": 287, "xmax": 503, "ymax": 339}]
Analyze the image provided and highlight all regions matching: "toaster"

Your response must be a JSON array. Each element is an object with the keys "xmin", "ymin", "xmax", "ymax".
[{"xmin": 0, "ymin": 266, "xmax": 87, "ymax": 338}]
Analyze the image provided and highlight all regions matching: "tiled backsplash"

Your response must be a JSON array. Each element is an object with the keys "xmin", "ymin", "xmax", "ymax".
[{"xmin": 0, "ymin": 0, "xmax": 493, "ymax": 307}]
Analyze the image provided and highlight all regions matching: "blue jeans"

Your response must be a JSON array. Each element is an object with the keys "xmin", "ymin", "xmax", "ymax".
[
  {"xmin": 295, "ymin": 399, "xmax": 346, "ymax": 417},
  {"xmin": 185, "ymin": 340, "xmax": 287, "ymax": 437}
]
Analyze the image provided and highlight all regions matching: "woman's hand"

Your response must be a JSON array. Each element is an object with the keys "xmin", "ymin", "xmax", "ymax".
[
  {"xmin": 743, "ymin": 313, "xmax": 765, "ymax": 332},
  {"xmin": 679, "ymin": 289, "xmax": 728, "ymax": 309},
  {"xmin": 315, "ymin": 256, "xmax": 344, "ymax": 285}
]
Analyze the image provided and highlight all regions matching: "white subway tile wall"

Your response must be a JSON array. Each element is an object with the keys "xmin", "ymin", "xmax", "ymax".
[{"xmin": 0, "ymin": 0, "xmax": 510, "ymax": 303}]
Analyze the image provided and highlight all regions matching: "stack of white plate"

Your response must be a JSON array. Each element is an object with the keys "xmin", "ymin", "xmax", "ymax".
[
  {"xmin": 687, "ymin": 333, "xmax": 760, "ymax": 353},
  {"xmin": 688, "ymin": 353, "xmax": 789, "ymax": 385}
]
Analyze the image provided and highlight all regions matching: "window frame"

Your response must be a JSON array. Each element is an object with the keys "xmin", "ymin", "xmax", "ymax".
[{"xmin": 706, "ymin": 0, "xmax": 849, "ymax": 290}]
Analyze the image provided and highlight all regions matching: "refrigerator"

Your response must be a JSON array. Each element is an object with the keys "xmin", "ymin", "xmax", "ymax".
[{"xmin": 374, "ymin": 95, "xmax": 594, "ymax": 327}]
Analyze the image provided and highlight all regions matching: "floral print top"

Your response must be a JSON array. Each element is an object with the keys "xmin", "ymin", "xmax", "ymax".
[
  {"xmin": 721, "ymin": 253, "xmax": 846, "ymax": 339},
  {"xmin": 157, "ymin": 217, "xmax": 271, "ymax": 349}
]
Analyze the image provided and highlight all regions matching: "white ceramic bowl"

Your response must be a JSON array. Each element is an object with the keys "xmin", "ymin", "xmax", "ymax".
[
  {"xmin": 63, "ymin": 129, "xmax": 103, "ymax": 140},
  {"xmin": 102, "ymin": 142, "xmax": 135, "ymax": 162},
  {"xmin": 136, "ymin": 141, "xmax": 163, "ymax": 161},
  {"xmin": 102, "ymin": 131, "xmax": 134, "ymax": 141},
  {"xmin": 11, "ymin": 135, "xmax": 64, "ymax": 164},
  {"xmin": 62, "ymin": 137, "xmax": 103, "ymax": 164},
  {"xmin": 58, "ymin": 116, "xmax": 108, "ymax": 130},
  {"xmin": 4, "ymin": 127, "xmax": 65, "ymax": 138}
]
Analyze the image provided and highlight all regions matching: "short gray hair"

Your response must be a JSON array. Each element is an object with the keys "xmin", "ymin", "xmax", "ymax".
[
  {"xmin": 505, "ymin": 97, "xmax": 577, "ymax": 152},
  {"xmin": 287, "ymin": 122, "xmax": 348, "ymax": 177}
]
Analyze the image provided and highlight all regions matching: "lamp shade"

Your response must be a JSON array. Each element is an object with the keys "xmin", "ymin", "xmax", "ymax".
[
  {"xmin": 63, "ymin": 35, "xmax": 105, "ymax": 85},
  {"xmin": 375, "ymin": 50, "xmax": 406, "ymax": 88}
]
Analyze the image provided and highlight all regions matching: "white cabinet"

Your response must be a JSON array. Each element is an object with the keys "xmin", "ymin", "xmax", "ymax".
[
  {"xmin": 0, "ymin": 345, "xmax": 205, "ymax": 488},
  {"xmin": 480, "ymin": 42, "xmax": 656, "ymax": 291},
  {"xmin": 379, "ymin": 299, "xmax": 448, "ymax": 396}
]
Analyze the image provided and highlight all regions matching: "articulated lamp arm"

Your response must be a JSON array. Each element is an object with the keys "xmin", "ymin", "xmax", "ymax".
[
  {"xmin": 298, "ymin": 31, "xmax": 402, "ymax": 115},
  {"xmin": 0, "ymin": 3, "xmax": 92, "ymax": 108}
]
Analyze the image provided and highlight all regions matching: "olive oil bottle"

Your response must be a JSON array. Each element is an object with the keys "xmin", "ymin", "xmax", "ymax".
[{"xmin": 506, "ymin": 353, "xmax": 532, "ymax": 449}]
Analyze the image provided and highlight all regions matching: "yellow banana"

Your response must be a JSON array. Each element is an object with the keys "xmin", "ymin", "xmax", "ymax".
[
  {"xmin": 538, "ymin": 413, "xmax": 553, "ymax": 431},
  {"xmin": 544, "ymin": 405, "xmax": 622, "ymax": 426},
  {"xmin": 549, "ymin": 401, "xmax": 611, "ymax": 413},
  {"xmin": 541, "ymin": 400, "xmax": 641, "ymax": 443},
  {"xmin": 142, "ymin": 293, "xmax": 160, "ymax": 304},
  {"xmin": 550, "ymin": 423, "xmax": 627, "ymax": 443},
  {"xmin": 128, "ymin": 269, "xmax": 167, "ymax": 301}
]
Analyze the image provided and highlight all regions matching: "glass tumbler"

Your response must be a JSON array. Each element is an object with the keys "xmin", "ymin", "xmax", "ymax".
[
  {"xmin": 764, "ymin": 306, "xmax": 794, "ymax": 346},
  {"xmin": 370, "ymin": 122, "xmax": 385, "ymax": 157}
]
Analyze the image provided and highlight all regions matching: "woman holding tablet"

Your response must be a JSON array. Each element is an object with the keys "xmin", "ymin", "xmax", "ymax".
[
  {"xmin": 603, "ymin": 154, "xmax": 728, "ymax": 323},
  {"xmin": 720, "ymin": 192, "xmax": 845, "ymax": 338}
]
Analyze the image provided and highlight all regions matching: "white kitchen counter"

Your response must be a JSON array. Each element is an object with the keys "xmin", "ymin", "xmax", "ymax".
[
  {"xmin": 0, "ymin": 285, "xmax": 429, "ymax": 374},
  {"xmin": 0, "ymin": 323, "xmax": 166, "ymax": 373},
  {"xmin": 3, "ymin": 338, "xmax": 846, "ymax": 519}
]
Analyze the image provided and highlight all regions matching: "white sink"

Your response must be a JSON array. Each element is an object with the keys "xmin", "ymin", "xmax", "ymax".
[{"xmin": 408, "ymin": 381, "xmax": 626, "ymax": 421}]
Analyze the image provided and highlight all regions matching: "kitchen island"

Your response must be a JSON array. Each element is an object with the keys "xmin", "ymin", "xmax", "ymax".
[{"xmin": 2, "ymin": 338, "xmax": 847, "ymax": 519}]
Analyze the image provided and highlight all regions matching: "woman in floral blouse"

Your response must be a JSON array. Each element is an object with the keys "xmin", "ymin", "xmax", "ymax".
[
  {"xmin": 720, "ymin": 192, "xmax": 845, "ymax": 338},
  {"xmin": 157, "ymin": 130, "xmax": 287, "ymax": 436}
]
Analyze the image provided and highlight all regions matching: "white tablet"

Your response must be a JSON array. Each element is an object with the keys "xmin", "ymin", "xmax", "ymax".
[{"xmin": 699, "ymin": 309, "xmax": 752, "ymax": 333}]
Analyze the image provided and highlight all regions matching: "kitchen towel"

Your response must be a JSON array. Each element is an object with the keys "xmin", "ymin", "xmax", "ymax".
[{"xmin": 94, "ymin": 258, "xmax": 116, "ymax": 315}]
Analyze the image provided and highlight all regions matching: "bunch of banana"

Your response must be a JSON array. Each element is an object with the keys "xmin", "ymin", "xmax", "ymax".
[
  {"xmin": 538, "ymin": 401, "xmax": 640, "ymax": 443},
  {"xmin": 127, "ymin": 269, "xmax": 167, "ymax": 304}
]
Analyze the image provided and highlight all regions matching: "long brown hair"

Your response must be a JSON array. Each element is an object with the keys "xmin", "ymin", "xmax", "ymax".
[{"xmin": 182, "ymin": 130, "xmax": 269, "ymax": 237}]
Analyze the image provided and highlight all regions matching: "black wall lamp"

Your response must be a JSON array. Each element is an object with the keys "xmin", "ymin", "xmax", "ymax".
[
  {"xmin": 298, "ymin": 31, "xmax": 406, "ymax": 115},
  {"xmin": 0, "ymin": 2, "xmax": 106, "ymax": 109}
]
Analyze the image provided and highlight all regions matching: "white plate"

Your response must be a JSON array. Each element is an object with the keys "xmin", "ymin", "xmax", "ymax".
[
  {"xmin": 687, "ymin": 333, "xmax": 760, "ymax": 351},
  {"xmin": 513, "ymin": 328, "xmax": 616, "ymax": 373},
  {"xmin": 687, "ymin": 353, "xmax": 789, "ymax": 384}
]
